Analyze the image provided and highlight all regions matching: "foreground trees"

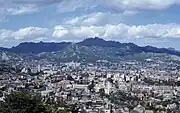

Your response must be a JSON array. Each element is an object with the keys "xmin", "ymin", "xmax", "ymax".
[{"xmin": 0, "ymin": 91, "xmax": 71, "ymax": 113}]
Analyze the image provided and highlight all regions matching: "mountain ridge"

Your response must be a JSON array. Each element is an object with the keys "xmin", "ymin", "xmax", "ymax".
[
  {"xmin": 6, "ymin": 42, "xmax": 72, "ymax": 54},
  {"xmin": 0, "ymin": 37, "xmax": 180, "ymax": 56}
]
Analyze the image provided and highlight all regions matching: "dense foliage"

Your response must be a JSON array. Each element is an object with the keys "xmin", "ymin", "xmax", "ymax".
[{"xmin": 0, "ymin": 91, "xmax": 71, "ymax": 113}]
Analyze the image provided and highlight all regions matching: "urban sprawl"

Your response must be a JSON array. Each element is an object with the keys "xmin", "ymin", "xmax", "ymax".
[{"xmin": 0, "ymin": 53, "xmax": 180, "ymax": 113}]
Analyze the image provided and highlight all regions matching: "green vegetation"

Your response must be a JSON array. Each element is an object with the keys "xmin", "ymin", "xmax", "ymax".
[
  {"xmin": 0, "ymin": 91, "xmax": 71, "ymax": 113},
  {"xmin": 99, "ymin": 88, "xmax": 105, "ymax": 98},
  {"xmin": 88, "ymin": 80, "xmax": 95, "ymax": 93},
  {"xmin": 109, "ymin": 90, "xmax": 140, "ymax": 106}
]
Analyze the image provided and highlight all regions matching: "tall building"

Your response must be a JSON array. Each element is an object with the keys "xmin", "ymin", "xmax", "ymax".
[{"xmin": 38, "ymin": 64, "xmax": 41, "ymax": 72}]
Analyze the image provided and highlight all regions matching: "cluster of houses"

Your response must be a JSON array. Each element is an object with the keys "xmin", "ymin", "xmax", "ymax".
[{"xmin": 0, "ymin": 54, "xmax": 180, "ymax": 113}]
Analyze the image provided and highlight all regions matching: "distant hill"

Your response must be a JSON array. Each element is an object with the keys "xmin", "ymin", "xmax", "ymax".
[
  {"xmin": 6, "ymin": 42, "xmax": 72, "ymax": 53},
  {"xmin": 0, "ymin": 47, "xmax": 9, "ymax": 52},
  {"xmin": 141, "ymin": 46, "xmax": 180, "ymax": 56},
  {"xmin": 78, "ymin": 37, "xmax": 137, "ymax": 48},
  {"xmin": 0, "ymin": 37, "xmax": 180, "ymax": 57},
  {"xmin": 78, "ymin": 37, "xmax": 180, "ymax": 56}
]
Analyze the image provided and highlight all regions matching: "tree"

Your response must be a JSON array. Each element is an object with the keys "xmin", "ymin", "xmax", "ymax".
[
  {"xmin": 67, "ymin": 75, "xmax": 74, "ymax": 81},
  {"xmin": 176, "ymin": 80, "xmax": 180, "ymax": 86},
  {"xmin": 0, "ymin": 91, "xmax": 49, "ymax": 113},
  {"xmin": 88, "ymin": 80, "xmax": 95, "ymax": 93},
  {"xmin": 99, "ymin": 88, "xmax": 105, "ymax": 98},
  {"xmin": 0, "ymin": 91, "xmax": 73, "ymax": 113}
]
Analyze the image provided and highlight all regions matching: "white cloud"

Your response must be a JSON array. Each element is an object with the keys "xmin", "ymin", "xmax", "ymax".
[
  {"xmin": 97, "ymin": 0, "xmax": 180, "ymax": 11},
  {"xmin": 52, "ymin": 26, "xmax": 69, "ymax": 38},
  {"xmin": 57, "ymin": 0, "xmax": 95, "ymax": 13},
  {"xmin": 0, "ymin": 27, "xmax": 50, "ymax": 41},
  {"xmin": 0, "ymin": 29, "xmax": 13, "ymax": 40},
  {"xmin": 0, "ymin": 4, "xmax": 38, "ymax": 17},
  {"xmin": 0, "ymin": 0, "xmax": 94, "ymax": 15},
  {"xmin": 122, "ymin": 10, "xmax": 138, "ymax": 16},
  {"xmin": 14, "ymin": 27, "xmax": 50, "ymax": 40},
  {"xmin": 65, "ymin": 12, "xmax": 126, "ymax": 26},
  {"xmin": 0, "ymin": 0, "xmax": 61, "ymax": 5},
  {"xmin": 0, "ymin": 0, "xmax": 179, "ymax": 16},
  {"xmin": 52, "ymin": 23, "xmax": 180, "ymax": 41},
  {"xmin": 6, "ymin": 5, "xmax": 38, "ymax": 15},
  {"xmin": 45, "ymin": 0, "xmax": 180, "ymax": 12},
  {"xmin": 0, "ymin": 0, "xmax": 179, "ymax": 24},
  {"xmin": 0, "ymin": 0, "xmax": 59, "ymax": 16},
  {"xmin": 1, "ymin": 23, "xmax": 180, "ymax": 47}
]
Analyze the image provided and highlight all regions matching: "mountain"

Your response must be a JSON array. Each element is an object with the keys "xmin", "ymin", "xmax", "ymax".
[
  {"xmin": 0, "ymin": 51, "xmax": 23, "ymax": 61},
  {"xmin": 38, "ymin": 44, "xmax": 125, "ymax": 62},
  {"xmin": 142, "ymin": 46, "xmax": 180, "ymax": 56},
  {"xmin": 78, "ymin": 37, "xmax": 180, "ymax": 56},
  {"xmin": 78, "ymin": 37, "xmax": 143, "ymax": 53},
  {"xmin": 0, "ymin": 47, "xmax": 9, "ymax": 52},
  {"xmin": 36, "ymin": 37, "xmax": 180, "ymax": 62},
  {"xmin": 78, "ymin": 37, "xmax": 141, "ymax": 50},
  {"xmin": 0, "ymin": 37, "xmax": 180, "ymax": 57},
  {"xmin": 8, "ymin": 41, "xmax": 72, "ymax": 53}
]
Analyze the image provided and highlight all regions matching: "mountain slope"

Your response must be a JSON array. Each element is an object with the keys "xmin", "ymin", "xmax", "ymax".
[
  {"xmin": 38, "ymin": 43, "xmax": 180, "ymax": 62},
  {"xmin": 8, "ymin": 42, "xmax": 72, "ymax": 54},
  {"xmin": 38, "ymin": 44, "xmax": 125, "ymax": 62},
  {"xmin": 0, "ymin": 37, "xmax": 179, "ymax": 57},
  {"xmin": 142, "ymin": 46, "xmax": 180, "ymax": 56},
  {"xmin": 78, "ymin": 37, "xmax": 180, "ymax": 56}
]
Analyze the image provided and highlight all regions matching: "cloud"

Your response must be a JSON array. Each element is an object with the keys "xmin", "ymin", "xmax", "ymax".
[
  {"xmin": 0, "ymin": 0, "xmax": 60, "ymax": 16},
  {"xmin": 65, "ymin": 12, "xmax": 137, "ymax": 26},
  {"xmin": 1, "ymin": 23, "xmax": 180, "ymax": 43},
  {"xmin": 52, "ymin": 26, "xmax": 69, "ymax": 38},
  {"xmin": 56, "ymin": 0, "xmax": 95, "ymax": 13},
  {"xmin": 65, "ymin": 12, "xmax": 120, "ymax": 26},
  {"xmin": 0, "ymin": 27, "xmax": 50, "ymax": 42},
  {"xmin": 52, "ymin": 23, "xmax": 180, "ymax": 41},
  {"xmin": 1, "ymin": 23, "xmax": 180, "ymax": 47},
  {"xmin": 97, "ymin": 0, "xmax": 180, "ymax": 11},
  {"xmin": 0, "ymin": 0, "xmax": 179, "ymax": 24},
  {"xmin": 122, "ymin": 10, "xmax": 138, "ymax": 16},
  {"xmin": 0, "ymin": 0, "xmax": 61, "ymax": 5},
  {"xmin": 0, "ymin": 0, "xmax": 179, "ymax": 16},
  {"xmin": 0, "ymin": 4, "xmax": 39, "ymax": 17},
  {"xmin": 0, "ymin": 29, "xmax": 13, "ymax": 40},
  {"xmin": 54, "ymin": 0, "xmax": 180, "ymax": 13},
  {"xmin": 14, "ymin": 27, "xmax": 50, "ymax": 40},
  {"xmin": 6, "ymin": 4, "xmax": 38, "ymax": 15},
  {"xmin": 0, "ymin": 0, "xmax": 94, "ymax": 15}
]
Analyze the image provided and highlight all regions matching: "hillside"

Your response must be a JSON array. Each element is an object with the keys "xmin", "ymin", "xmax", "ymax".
[{"xmin": 0, "ymin": 37, "xmax": 179, "ymax": 62}]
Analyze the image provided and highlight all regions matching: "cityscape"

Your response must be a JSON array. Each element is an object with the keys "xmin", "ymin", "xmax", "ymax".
[
  {"xmin": 0, "ymin": 38, "xmax": 180, "ymax": 113},
  {"xmin": 0, "ymin": 0, "xmax": 180, "ymax": 113}
]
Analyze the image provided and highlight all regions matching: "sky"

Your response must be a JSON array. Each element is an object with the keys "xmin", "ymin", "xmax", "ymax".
[{"xmin": 0, "ymin": 0, "xmax": 180, "ymax": 50}]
